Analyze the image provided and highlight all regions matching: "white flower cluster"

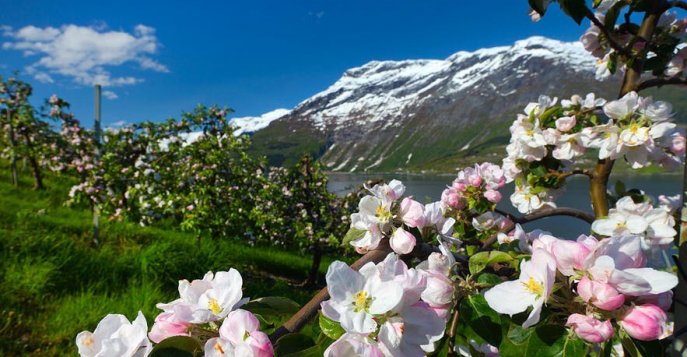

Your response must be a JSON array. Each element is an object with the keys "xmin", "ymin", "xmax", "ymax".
[
  {"xmin": 504, "ymin": 92, "xmax": 684, "ymax": 213},
  {"xmin": 76, "ymin": 269, "xmax": 273, "ymax": 357},
  {"xmin": 322, "ymin": 252, "xmax": 453, "ymax": 356},
  {"xmin": 349, "ymin": 180, "xmax": 457, "ymax": 255}
]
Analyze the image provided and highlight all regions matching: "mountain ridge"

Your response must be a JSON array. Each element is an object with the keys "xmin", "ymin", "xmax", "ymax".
[{"xmin": 241, "ymin": 36, "xmax": 685, "ymax": 173}]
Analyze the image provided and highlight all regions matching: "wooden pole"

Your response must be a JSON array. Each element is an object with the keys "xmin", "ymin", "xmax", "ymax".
[{"xmin": 93, "ymin": 84, "xmax": 102, "ymax": 246}]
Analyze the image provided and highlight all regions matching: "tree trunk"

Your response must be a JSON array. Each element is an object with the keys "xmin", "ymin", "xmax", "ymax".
[
  {"xmin": 306, "ymin": 244, "xmax": 322, "ymax": 287},
  {"xmin": 7, "ymin": 110, "xmax": 18, "ymax": 187},
  {"xmin": 589, "ymin": 4, "xmax": 663, "ymax": 218},
  {"xmin": 22, "ymin": 132, "xmax": 43, "ymax": 190}
]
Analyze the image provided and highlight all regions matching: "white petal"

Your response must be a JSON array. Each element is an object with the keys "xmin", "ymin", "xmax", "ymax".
[
  {"xmin": 326, "ymin": 261, "xmax": 364, "ymax": 301},
  {"xmin": 484, "ymin": 281, "xmax": 534, "ymax": 315},
  {"xmin": 623, "ymin": 268, "xmax": 678, "ymax": 294}
]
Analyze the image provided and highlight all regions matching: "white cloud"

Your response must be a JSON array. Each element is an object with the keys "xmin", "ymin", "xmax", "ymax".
[
  {"xmin": 2, "ymin": 24, "xmax": 168, "ymax": 87},
  {"xmin": 102, "ymin": 90, "xmax": 118, "ymax": 100}
]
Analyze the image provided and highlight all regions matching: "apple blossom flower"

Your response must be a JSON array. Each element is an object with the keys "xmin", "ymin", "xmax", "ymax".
[
  {"xmin": 76, "ymin": 311, "xmax": 152, "ymax": 357},
  {"xmin": 321, "ymin": 260, "xmax": 403, "ymax": 334},
  {"xmin": 510, "ymin": 184, "xmax": 557, "ymax": 214},
  {"xmin": 485, "ymin": 248, "xmax": 556, "ymax": 328},
  {"xmin": 156, "ymin": 269, "xmax": 246, "ymax": 324},
  {"xmin": 619, "ymin": 304, "xmax": 668, "ymax": 341},
  {"xmin": 586, "ymin": 254, "xmax": 677, "ymax": 297},
  {"xmin": 566, "ymin": 314, "xmax": 614, "ymax": 343},
  {"xmin": 204, "ymin": 309, "xmax": 273, "ymax": 357}
]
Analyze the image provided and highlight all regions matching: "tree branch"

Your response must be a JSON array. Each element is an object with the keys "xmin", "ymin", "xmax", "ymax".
[
  {"xmin": 637, "ymin": 76, "xmax": 687, "ymax": 91},
  {"xmin": 559, "ymin": 169, "xmax": 593, "ymax": 180},
  {"xmin": 496, "ymin": 207, "xmax": 595, "ymax": 225},
  {"xmin": 268, "ymin": 239, "xmax": 392, "ymax": 343}
]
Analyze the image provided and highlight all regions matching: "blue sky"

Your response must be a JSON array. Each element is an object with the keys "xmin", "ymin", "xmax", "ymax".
[{"xmin": 0, "ymin": 0, "xmax": 584, "ymax": 126}]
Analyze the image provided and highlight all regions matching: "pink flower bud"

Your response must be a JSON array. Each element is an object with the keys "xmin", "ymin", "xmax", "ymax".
[
  {"xmin": 399, "ymin": 197, "xmax": 425, "ymax": 228},
  {"xmin": 390, "ymin": 227, "xmax": 416, "ymax": 255},
  {"xmin": 484, "ymin": 190, "xmax": 502, "ymax": 203},
  {"xmin": 619, "ymin": 304, "xmax": 667, "ymax": 341},
  {"xmin": 468, "ymin": 174, "xmax": 482, "ymax": 187},
  {"xmin": 148, "ymin": 312, "xmax": 190, "ymax": 343},
  {"xmin": 577, "ymin": 276, "xmax": 625, "ymax": 311},
  {"xmin": 551, "ymin": 240, "xmax": 591, "ymax": 276},
  {"xmin": 566, "ymin": 314, "xmax": 613, "ymax": 343},
  {"xmin": 452, "ymin": 181, "xmax": 468, "ymax": 192}
]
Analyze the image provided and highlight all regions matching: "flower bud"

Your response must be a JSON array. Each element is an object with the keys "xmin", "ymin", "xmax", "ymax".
[
  {"xmin": 484, "ymin": 190, "xmax": 502, "ymax": 203},
  {"xmin": 577, "ymin": 276, "xmax": 625, "ymax": 311},
  {"xmin": 566, "ymin": 314, "xmax": 613, "ymax": 343},
  {"xmin": 390, "ymin": 227, "xmax": 416, "ymax": 255},
  {"xmin": 619, "ymin": 304, "xmax": 667, "ymax": 341},
  {"xmin": 399, "ymin": 197, "xmax": 425, "ymax": 228}
]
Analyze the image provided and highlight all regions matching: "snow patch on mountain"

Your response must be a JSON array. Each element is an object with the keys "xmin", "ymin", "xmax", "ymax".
[
  {"xmin": 288, "ymin": 36, "xmax": 596, "ymax": 131},
  {"xmin": 231, "ymin": 108, "xmax": 291, "ymax": 135}
]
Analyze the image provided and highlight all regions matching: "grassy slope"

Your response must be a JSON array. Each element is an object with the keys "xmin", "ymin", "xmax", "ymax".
[{"xmin": 0, "ymin": 169, "xmax": 336, "ymax": 355}]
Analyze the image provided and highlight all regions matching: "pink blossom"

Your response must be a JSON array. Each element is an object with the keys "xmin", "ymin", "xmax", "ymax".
[
  {"xmin": 671, "ymin": 132, "xmax": 685, "ymax": 154},
  {"xmin": 619, "ymin": 304, "xmax": 668, "ymax": 341},
  {"xmin": 484, "ymin": 190, "xmax": 502, "ymax": 203},
  {"xmin": 399, "ymin": 197, "xmax": 425, "ymax": 228},
  {"xmin": 551, "ymin": 239, "xmax": 591, "ymax": 276},
  {"xmin": 148, "ymin": 312, "xmax": 190, "ymax": 343},
  {"xmin": 577, "ymin": 275, "xmax": 625, "ymax": 311},
  {"xmin": 566, "ymin": 314, "xmax": 613, "ymax": 343}
]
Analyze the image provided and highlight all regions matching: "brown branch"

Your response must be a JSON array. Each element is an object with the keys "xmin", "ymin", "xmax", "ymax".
[
  {"xmin": 559, "ymin": 169, "xmax": 593, "ymax": 180},
  {"xmin": 446, "ymin": 308, "xmax": 461, "ymax": 357},
  {"xmin": 496, "ymin": 207, "xmax": 595, "ymax": 226},
  {"xmin": 637, "ymin": 76, "xmax": 687, "ymax": 91},
  {"xmin": 268, "ymin": 239, "xmax": 392, "ymax": 343}
]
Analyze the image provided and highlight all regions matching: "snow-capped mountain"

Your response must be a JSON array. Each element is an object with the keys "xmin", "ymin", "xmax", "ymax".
[
  {"xmin": 247, "ymin": 36, "xmax": 679, "ymax": 172},
  {"xmin": 230, "ymin": 108, "xmax": 291, "ymax": 136}
]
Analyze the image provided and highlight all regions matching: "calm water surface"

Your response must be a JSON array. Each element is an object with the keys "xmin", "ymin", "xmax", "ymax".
[{"xmin": 328, "ymin": 172, "xmax": 683, "ymax": 239}]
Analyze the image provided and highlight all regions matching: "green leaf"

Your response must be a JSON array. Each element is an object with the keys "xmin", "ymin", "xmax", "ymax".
[
  {"xmin": 620, "ymin": 330, "xmax": 640, "ymax": 357},
  {"xmin": 458, "ymin": 294, "xmax": 503, "ymax": 347},
  {"xmin": 150, "ymin": 336, "xmax": 204, "ymax": 357},
  {"xmin": 318, "ymin": 312, "xmax": 345, "ymax": 341},
  {"xmin": 341, "ymin": 227, "xmax": 366, "ymax": 247},
  {"xmin": 476, "ymin": 273, "xmax": 503, "ymax": 286},
  {"xmin": 274, "ymin": 333, "xmax": 316, "ymax": 356},
  {"xmin": 528, "ymin": 0, "xmax": 550, "ymax": 15},
  {"xmin": 469, "ymin": 251, "xmax": 514, "ymax": 275},
  {"xmin": 559, "ymin": 0, "xmax": 588, "ymax": 24},
  {"xmin": 499, "ymin": 324, "xmax": 587, "ymax": 357},
  {"xmin": 243, "ymin": 296, "xmax": 301, "ymax": 315},
  {"xmin": 632, "ymin": 337, "xmax": 666, "ymax": 357}
]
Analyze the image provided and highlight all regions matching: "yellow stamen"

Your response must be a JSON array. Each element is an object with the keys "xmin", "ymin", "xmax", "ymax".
[
  {"xmin": 208, "ymin": 298, "xmax": 222, "ymax": 315},
  {"xmin": 83, "ymin": 336, "xmax": 94, "ymax": 347},
  {"xmin": 353, "ymin": 290, "xmax": 372, "ymax": 312},
  {"xmin": 376, "ymin": 205, "xmax": 391, "ymax": 221},
  {"xmin": 523, "ymin": 277, "xmax": 544, "ymax": 297}
]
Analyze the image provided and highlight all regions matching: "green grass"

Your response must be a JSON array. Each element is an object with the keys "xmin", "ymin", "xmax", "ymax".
[{"xmin": 0, "ymin": 168, "xmax": 338, "ymax": 356}]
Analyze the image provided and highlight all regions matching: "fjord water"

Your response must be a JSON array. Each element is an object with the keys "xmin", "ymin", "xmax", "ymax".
[{"xmin": 328, "ymin": 173, "xmax": 682, "ymax": 239}]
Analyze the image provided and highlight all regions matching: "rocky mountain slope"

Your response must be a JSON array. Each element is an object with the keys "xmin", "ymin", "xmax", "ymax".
[{"xmin": 244, "ymin": 36, "xmax": 684, "ymax": 172}]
